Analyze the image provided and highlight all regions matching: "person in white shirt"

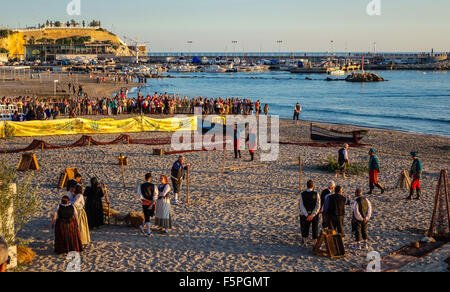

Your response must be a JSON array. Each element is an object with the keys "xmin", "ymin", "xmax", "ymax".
[{"xmin": 351, "ymin": 189, "xmax": 372, "ymax": 250}]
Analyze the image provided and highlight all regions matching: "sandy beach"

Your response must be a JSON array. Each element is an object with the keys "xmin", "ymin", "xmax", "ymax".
[
  {"xmin": 0, "ymin": 72, "xmax": 141, "ymax": 98},
  {"xmin": 1, "ymin": 117, "xmax": 449, "ymax": 272}
]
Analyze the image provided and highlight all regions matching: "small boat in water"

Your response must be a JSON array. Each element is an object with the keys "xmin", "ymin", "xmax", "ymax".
[
  {"xmin": 328, "ymin": 69, "xmax": 346, "ymax": 76},
  {"xmin": 203, "ymin": 65, "xmax": 227, "ymax": 73},
  {"xmin": 310, "ymin": 124, "xmax": 368, "ymax": 144}
]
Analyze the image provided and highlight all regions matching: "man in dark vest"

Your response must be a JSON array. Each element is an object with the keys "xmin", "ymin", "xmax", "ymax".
[
  {"xmin": 324, "ymin": 186, "xmax": 350, "ymax": 237},
  {"xmin": 352, "ymin": 189, "xmax": 372, "ymax": 250},
  {"xmin": 171, "ymin": 156, "xmax": 190, "ymax": 205},
  {"xmin": 299, "ymin": 180, "xmax": 321, "ymax": 246},
  {"xmin": 406, "ymin": 152, "xmax": 423, "ymax": 201},
  {"xmin": 138, "ymin": 173, "xmax": 157, "ymax": 236},
  {"xmin": 335, "ymin": 144, "xmax": 349, "ymax": 179},
  {"xmin": 320, "ymin": 180, "xmax": 336, "ymax": 229}
]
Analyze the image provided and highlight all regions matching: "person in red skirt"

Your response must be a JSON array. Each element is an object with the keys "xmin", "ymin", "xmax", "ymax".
[
  {"xmin": 51, "ymin": 196, "xmax": 83, "ymax": 255},
  {"xmin": 367, "ymin": 148, "xmax": 385, "ymax": 195},
  {"xmin": 406, "ymin": 152, "xmax": 423, "ymax": 201}
]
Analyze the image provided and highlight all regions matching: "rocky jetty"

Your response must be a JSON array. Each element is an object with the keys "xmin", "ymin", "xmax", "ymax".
[{"xmin": 345, "ymin": 72, "xmax": 386, "ymax": 82}]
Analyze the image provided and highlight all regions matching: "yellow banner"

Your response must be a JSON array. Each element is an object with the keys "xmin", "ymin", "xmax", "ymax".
[
  {"xmin": 3, "ymin": 116, "xmax": 197, "ymax": 137},
  {"xmin": 0, "ymin": 122, "xmax": 5, "ymax": 138}
]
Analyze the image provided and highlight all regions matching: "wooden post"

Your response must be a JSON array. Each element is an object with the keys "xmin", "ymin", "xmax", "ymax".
[
  {"xmin": 41, "ymin": 141, "xmax": 45, "ymax": 151},
  {"xmin": 222, "ymin": 147, "xmax": 226, "ymax": 175},
  {"xmin": 104, "ymin": 186, "xmax": 111, "ymax": 225},
  {"xmin": 299, "ymin": 157, "xmax": 302, "ymax": 192},
  {"xmin": 119, "ymin": 154, "xmax": 126, "ymax": 187},
  {"xmin": 186, "ymin": 165, "xmax": 190, "ymax": 204},
  {"xmin": 444, "ymin": 170, "xmax": 450, "ymax": 232},
  {"xmin": 427, "ymin": 170, "xmax": 450, "ymax": 237},
  {"xmin": 88, "ymin": 137, "xmax": 91, "ymax": 147}
]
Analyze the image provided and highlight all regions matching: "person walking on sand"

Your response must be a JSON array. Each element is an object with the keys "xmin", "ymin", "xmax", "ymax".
[
  {"xmin": 406, "ymin": 152, "xmax": 423, "ymax": 201},
  {"xmin": 293, "ymin": 103, "xmax": 302, "ymax": 121},
  {"xmin": 138, "ymin": 173, "xmax": 157, "ymax": 236},
  {"xmin": 171, "ymin": 156, "xmax": 190, "ymax": 205},
  {"xmin": 367, "ymin": 148, "xmax": 384, "ymax": 195},
  {"xmin": 155, "ymin": 175, "xmax": 172, "ymax": 234},
  {"xmin": 299, "ymin": 180, "xmax": 321, "ymax": 247},
  {"xmin": 335, "ymin": 144, "xmax": 350, "ymax": 179},
  {"xmin": 351, "ymin": 189, "xmax": 372, "ymax": 250}
]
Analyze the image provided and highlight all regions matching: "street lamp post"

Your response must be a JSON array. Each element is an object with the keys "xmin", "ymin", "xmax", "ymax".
[
  {"xmin": 277, "ymin": 40, "xmax": 283, "ymax": 63},
  {"xmin": 232, "ymin": 41, "xmax": 238, "ymax": 56},
  {"xmin": 187, "ymin": 41, "xmax": 193, "ymax": 54}
]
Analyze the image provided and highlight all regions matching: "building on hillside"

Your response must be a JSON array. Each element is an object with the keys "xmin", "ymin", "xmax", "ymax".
[
  {"xmin": 0, "ymin": 53, "xmax": 8, "ymax": 63},
  {"xmin": 24, "ymin": 43, "xmax": 114, "ymax": 61},
  {"xmin": 127, "ymin": 44, "xmax": 148, "ymax": 56}
]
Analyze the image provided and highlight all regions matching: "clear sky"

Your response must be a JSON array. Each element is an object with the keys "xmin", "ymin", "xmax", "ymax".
[{"xmin": 1, "ymin": 0, "xmax": 449, "ymax": 52}]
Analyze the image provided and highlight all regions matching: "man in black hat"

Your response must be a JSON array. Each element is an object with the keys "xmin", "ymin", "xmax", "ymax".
[{"xmin": 406, "ymin": 152, "xmax": 423, "ymax": 201}]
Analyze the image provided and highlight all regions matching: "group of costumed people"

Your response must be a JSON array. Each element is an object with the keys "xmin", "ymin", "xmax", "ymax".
[
  {"xmin": 335, "ymin": 145, "xmax": 423, "ymax": 199},
  {"xmin": 299, "ymin": 179, "xmax": 372, "ymax": 250},
  {"xmin": 49, "ymin": 142, "xmax": 423, "ymax": 254},
  {"xmin": 300, "ymin": 148, "xmax": 423, "ymax": 250},
  {"xmin": 50, "ymin": 156, "xmax": 190, "ymax": 254},
  {"xmin": 367, "ymin": 148, "xmax": 423, "ymax": 200},
  {"xmin": 51, "ymin": 174, "xmax": 109, "ymax": 255},
  {"xmin": 137, "ymin": 156, "xmax": 190, "ymax": 236}
]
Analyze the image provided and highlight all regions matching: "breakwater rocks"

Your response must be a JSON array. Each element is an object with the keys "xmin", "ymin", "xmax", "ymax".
[{"xmin": 345, "ymin": 72, "xmax": 386, "ymax": 82}]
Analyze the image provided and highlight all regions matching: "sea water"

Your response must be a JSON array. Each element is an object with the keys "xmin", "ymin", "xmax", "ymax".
[{"xmin": 130, "ymin": 70, "xmax": 450, "ymax": 137}]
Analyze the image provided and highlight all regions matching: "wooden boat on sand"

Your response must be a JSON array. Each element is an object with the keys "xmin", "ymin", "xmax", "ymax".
[{"xmin": 310, "ymin": 124, "xmax": 368, "ymax": 144}]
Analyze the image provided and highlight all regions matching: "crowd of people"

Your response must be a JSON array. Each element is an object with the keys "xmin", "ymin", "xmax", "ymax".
[
  {"xmin": 2, "ymin": 88, "xmax": 274, "ymax": 122},
  {"xmin": 299, "ymin": 148, "xmax": 423, "ymax": 250}
]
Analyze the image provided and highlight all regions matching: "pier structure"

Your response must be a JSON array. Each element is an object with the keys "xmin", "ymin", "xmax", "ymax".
[{"xmin": 146, "ymin": 51, "xmax": 449, "ymax": 68}]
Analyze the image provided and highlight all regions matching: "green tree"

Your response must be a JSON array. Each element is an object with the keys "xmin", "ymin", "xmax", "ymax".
[{"xmin": 0, "ymin": 160, "xmax": 41, "ymax": 246}]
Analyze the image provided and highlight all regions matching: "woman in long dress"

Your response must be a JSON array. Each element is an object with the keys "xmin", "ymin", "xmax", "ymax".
[
  {"xmin": 84, "ymin": 178, "xmax": 109, "ymax": 230},
  {"xmin": 155, "ymin": 175, "xmax": 172, "ymax": 233},
  {"xmin": 51, "ymin": 196, "xmax": 83, "ymax": 255},
  {"xmin": 71, "ymin": 185, "xmax": 91, "ymax": 245}
]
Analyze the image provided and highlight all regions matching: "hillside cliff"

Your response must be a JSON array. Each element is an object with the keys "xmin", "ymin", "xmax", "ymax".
[{"xmin": 0, "ymin": 28, "xmax": 133, "ymax": 58}]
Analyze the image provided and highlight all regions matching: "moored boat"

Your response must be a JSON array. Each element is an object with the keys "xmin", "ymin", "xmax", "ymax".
[{"xmin": 310, "ymin": 124, "xmax": 368, "ymax": 144}]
